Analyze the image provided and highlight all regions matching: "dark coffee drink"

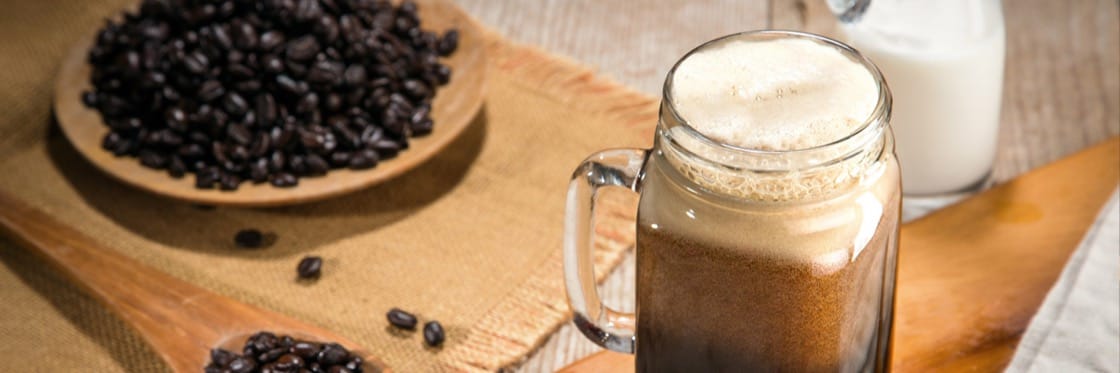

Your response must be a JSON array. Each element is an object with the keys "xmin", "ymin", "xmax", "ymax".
[
  {"xmin": 635, "ymin": 160, "xmax": 899, "ymax": 372},
  {"xmin": 563, "ymin": 31, "xmax": 899, "ymax": 373}
]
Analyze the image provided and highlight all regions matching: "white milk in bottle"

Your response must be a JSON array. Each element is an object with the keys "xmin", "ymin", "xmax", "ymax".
[{"xmin": 840, "ymin": 0, "xmax": 1005, "ymax": 199}]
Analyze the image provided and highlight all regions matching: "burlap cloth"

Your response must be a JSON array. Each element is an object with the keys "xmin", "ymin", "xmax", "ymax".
[{"xmin": 0, "ymin": 1, "xmax": 659, "ymax": 371}]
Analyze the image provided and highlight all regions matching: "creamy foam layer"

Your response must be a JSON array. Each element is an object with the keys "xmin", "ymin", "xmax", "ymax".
[{"xmin": 670, "ymin": 37, "xmax": 879, "ymax": 151}]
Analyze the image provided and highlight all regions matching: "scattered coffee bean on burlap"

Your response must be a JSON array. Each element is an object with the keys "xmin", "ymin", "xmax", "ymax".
[
  {"xmin": 84, "ymin": 0, "xmax": 459, "ymax": 190},
  {"xmin": 234, "ymin": 229, "xmax": 265, "ymax": 248},
  {"xmin": 297, "ymin": 256, "xmax": 322, "ymax": 279},
  {"xmin": 206, "ymin": 331, "xmax": 370, "ymax": 373},
  {"xmin": 423, "ymin": 321, "xmax": 445, "ymax": 347},
  {"xmin": 386, "ymin": 308, "xmax": 417, "ymax": 330}
]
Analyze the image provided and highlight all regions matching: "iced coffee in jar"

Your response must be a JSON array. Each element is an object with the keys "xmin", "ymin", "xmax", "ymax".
[{"xmin": 564, "ymin": 31, "xmax": 901, "ymax": 372}]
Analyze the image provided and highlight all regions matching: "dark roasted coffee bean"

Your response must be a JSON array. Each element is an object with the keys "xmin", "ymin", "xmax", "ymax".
[
  {"xmin": 306, "ymin": 154, "xmax": 329, "ymax": 175},
  {"xmin": 348, "ymin": 148, "xmax": 378, "ymax": 169},
  {"xmin": 269, "ymin": 150, "xmax": 287, "ymax": 172},
  {"xmin": 232, "ymin": 21, "xmax": 258, "ymax": 49},
  {"xmin": 386, "ymin": 308, "xmax": 418, "ymax": 330},
  {"xmin": 139, "ymin": 150, "xmax": 167, "ymax": 169},
  {"xmin": 324, "ymin": 93, "xmax": 343, "ymax": 113},
  {"xmin": 234, "ymin": 229, "xmax": 264, "ymax": 248},
  {"xmin": 329, "ymin": 366, "xmax": 353, "ymax": 373},
  {"xmin": 227, "ymin": 124, "xmax": 252, "ymax": 145},
  {"xmin": 101, "ymin": 132, "xmax": 121, "ymax": 150},
  {"xmin": 438, "ymin": 29, "xmax": 459, "ymax": 56},
  {"xmin": 255, "ymin": 93, "xmax": 278, "ymax": 125},
  {"xmin": 227, "ymin": 63, "xmax": 255, "ymax": 79},
  {"xmin": 433, "ymin": 64, "xmax": 451, "ymax": 85},
  {"xmin": 274, "ymin": 354, "xmax": 304, "ymax": 370},
  {"xmin": 258, "ymin": 347, "xmax": 287, "ymax": 364},
  {"xmin": 290, "ymin": 341, "xmax": 319, "ymax": 359},
  {"xmin": 219, "ymin": 173, "xmax": 242, "ymax": 190},
  {"xmin": 411, "ymin": 119, "xmax": 433, "ymax": 136},
  {"xmin": 402, "ymin": 79, "xmax": 429, "ymax": 99},
  {"xmin": 259, "ymin": 31, "xmax": 285, "ymax": 51},
  {"xmin": 228, "ymin": 356, "xmax": 256, "ymax": 373},
  {"xmin": 343, "ymin": 64, "xmax": 367, "ymax": 87},
  {"xmin": 424, "ymin": 321, "xmax": 446, "ymax": 346},
  {"xmin": 289, "ymin": 154, "xmax": 308, "ymax": 175},
  {"xmin": 263, "ymin": 54, "xmax": 285, "ymax": 73},
  {"xmin": 285, "ymin": 35, "xmax": 320, "ymax": 61},
  {"xmin": 210, "ymin": 25, "xmax": 233, "ymax": 49},
  {"xmin": 165, "ymin": 107, "xmax": 187, "ymax": 129},
  {"xmin": 168, "ymin": 155, "xmax": 187, "ymax": 178},
  {"xmin": 316, "ymin": 343, "xmax": 349, "ymax": 365},
  {"xmin": 307, "ymin": 60, "xmax": 344, "ymax": 86},
  {"xmin": 183, "ymin": 51, "xmax": 210, "ymax": 74},
  {"xmin": 286, "ymin": 58, "xmax": 309, "ymax": 77},
  {"xmin": 179, "ymin": 143, "xmax": 206, "ymax": 158},
  {"xmin": 275, "ymin": 74, "xmax": 303, "ymax": 96},
  {"xmin": 81, "ymin": 91, "xmax": 98, "ymax": 107},
  {"xmin": 271, "ymin": 172, "xmax": 298, "ymax": 187},
  {"xmin": 223, "ymin": 92, "xmax": 249, "ymax": 117},
  {"xmin": 372, "ymin": 139, "xmax": 400, "ymax": 159},
  {"xmin": 329, "ymin": 151, "xmax": 351, "ymax": 167},
  {"xmin": 344, "ymin": 356, "xmax": 363, "ymax": 371},
  {"xmin": 210, "ymin": 348, "xmax": 236, "ymax": 368},
  {"xmin": 234, "ymin": 79, "xmax": 262, "ymax": 93},
  {"xmin": 297, "ymin": 256, "xmax": 322, "ymax": 279}
]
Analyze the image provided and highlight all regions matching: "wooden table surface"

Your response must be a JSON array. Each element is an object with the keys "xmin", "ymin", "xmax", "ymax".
[{"xmin": 452, "ymin": 0, "xmax": 1120, "ymax": 371}]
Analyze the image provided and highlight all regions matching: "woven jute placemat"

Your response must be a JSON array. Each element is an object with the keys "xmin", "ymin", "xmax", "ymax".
[{"xmin": 0, "ymin": 1, "xmax": 659, "ymax": 371}]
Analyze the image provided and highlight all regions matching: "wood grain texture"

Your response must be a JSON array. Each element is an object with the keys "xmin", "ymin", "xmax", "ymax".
[
  {"xmin": 556, "ymin": 136, "xmax": 1120, "ymax": 373},
  {"xmin": 448, "ymin": 0, "xmax": 1120, "ymax": 371},
  {"xmin": 54, "ymin": 0, "xmax": 486, "ymax": 207},
  {"xmin": 0, "ymin": 190, "xmax": 390, "ymax": 373}
]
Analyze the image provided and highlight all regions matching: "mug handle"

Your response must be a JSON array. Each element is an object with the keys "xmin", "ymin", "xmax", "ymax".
[{"xmin": 563, "ymin": 148, "xmax": 649, "ymax": 354}]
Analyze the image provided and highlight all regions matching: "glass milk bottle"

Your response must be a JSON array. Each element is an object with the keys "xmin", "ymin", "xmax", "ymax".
[{"xmin": 831, "ymin": 0, "xmax": 1005, "ymax": 219}]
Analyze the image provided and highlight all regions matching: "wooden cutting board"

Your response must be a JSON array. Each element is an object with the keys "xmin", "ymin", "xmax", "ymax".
[{"xmin": 559, "ymin": 137, "xmax": 1120, "ymax": 373}]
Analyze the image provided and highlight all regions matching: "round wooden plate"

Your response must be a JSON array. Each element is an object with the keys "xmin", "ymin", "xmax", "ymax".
[{"xmin": 53, "ymin": 0, "xmax": 486, "ymax": 207}]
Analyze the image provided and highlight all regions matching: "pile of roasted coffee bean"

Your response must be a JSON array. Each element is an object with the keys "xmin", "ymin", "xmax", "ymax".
[
  {"xmin": 83, "ymin": 0, "xmax": 458, "ymax": 190},
  {"xmin": 206, "ymin": 331, "xmax": 370, "ymax": 373}
]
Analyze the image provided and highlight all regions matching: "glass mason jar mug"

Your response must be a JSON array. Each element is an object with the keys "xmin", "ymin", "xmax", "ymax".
[{"xmin": 564, "ymin": 31, "xmax": 901, "ymax": 372}]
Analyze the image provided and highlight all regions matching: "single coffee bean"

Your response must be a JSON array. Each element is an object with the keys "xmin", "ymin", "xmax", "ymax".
[
  {"xmin": 372, "ymin": 139, "xmax": 401, "ymax": 159},
  {"xmin": 227, "ymin": 356, "xmax": 256, "ymax": 373},
  {"xmin": 423, "ymin": 321, "xmax": 446, "ymax": 347},
  {"xmin": 81, "ymin": 91, "xmax": 98, "ymax": 107},
  {"xmin": 227, "ymin": 124, "xmax": 252, "ymax": 145},
  {"xmin": 167, "ymin": 156, "xmax": 187, "ymax": 178},
  {"xmin": 306, "ymin": 154, "xmax": 330, "ymax": 175},
  {"xmin": 345, "ymin": 356, "xmax": 363, "ymax": 371},
  {"xmin": 317, "ymin": 343, "xmax": 350, "ymax": 365},
  {"xmin": 402, "ymin": 79, "xmax": 429, "ymax": 99},
  {"xmin": 271, "ymin": 172, "xmax": 299, "ymax": 187},
  {"xmin": 348, "ymin": 148, "xmax": 379, "ymax": 170},
  {"xmin": 297, "ymin": 256, "xmax": 322, "ymax": 279},
  {"xmin": 210, "ymin": 348, "xmax": 236, "ymax": 367},
  {"xmin": 257, "ymin": 347, "xmax": 286, "ymax": 364},
  {"xmin": 387, "ymin": 308, "xmax": 418, "ymax": 330},
  {"xmin": 198, "ymin": 80, "xmax": 225, "ymax": 101},
  {"xmin": 234, "ymin": 229, "xmax": 265, "ymax": 248},
  {"xmin": 290, "ymin": 341, "xmax": 319, "ymax": 359},
  {"xmin": 274, "ymin": 353, "xmax": 304, "ymax": 370},
  {"xmin": 437, "ymin": 29, "xmax": 459, "ymax": 56},
  {"xmin": 286, "ymin": 35, "xmax": 320, "ymax": 61},
  {"xmin": 223, "ymin": 92, "xmax": 249, "ymax": 117}
]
